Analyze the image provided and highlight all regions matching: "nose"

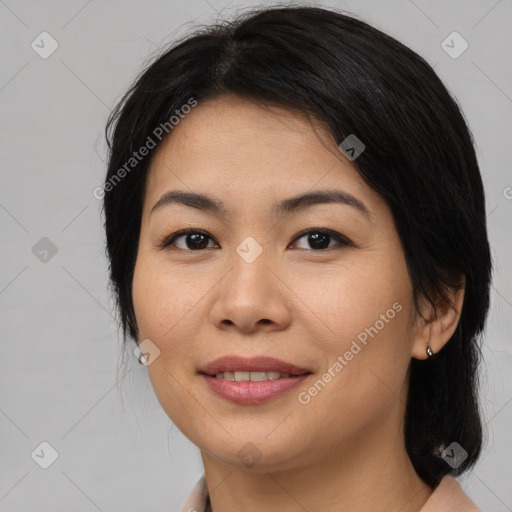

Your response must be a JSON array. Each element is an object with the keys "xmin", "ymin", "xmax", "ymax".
[{"xmin": 209, "ymin": 249, "xmax": 292, "ymax": 334}]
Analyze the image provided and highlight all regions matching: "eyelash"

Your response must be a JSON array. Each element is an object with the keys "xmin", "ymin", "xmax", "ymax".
[{"xmin": 158, "ymin": 228, "xmax": 354, "ymax": 252}]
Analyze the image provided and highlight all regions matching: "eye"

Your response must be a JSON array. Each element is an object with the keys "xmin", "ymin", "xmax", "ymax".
[
  {"xmin": 160, "ymin": 229, "xmax": 218, "ymax": 251},
  {"xmin": 289, "ymin": 228, "xmax": 353, "ymax": 251},
  {"xmin": 160, "ymin": 228, "xmax": 352, "ymax": 252}
]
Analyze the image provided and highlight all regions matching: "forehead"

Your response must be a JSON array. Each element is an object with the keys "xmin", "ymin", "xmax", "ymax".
[{"xmin": 143, "ymin": 95, "xmax": 383, "ymax": 218}]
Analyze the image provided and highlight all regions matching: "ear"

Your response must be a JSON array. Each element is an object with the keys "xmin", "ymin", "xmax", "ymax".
[{"xmin": 411, "ymin": 276, "xmax": 465, "ymax": 360}]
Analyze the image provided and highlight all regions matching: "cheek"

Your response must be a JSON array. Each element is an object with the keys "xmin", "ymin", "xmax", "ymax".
[
  {"xmin": 132, "ymin": 255, "xmax": 210, "ymax": 341},
  {"xmin": 296, "ymin": 258, "xmax": 410, "ymax": 349},
  {"xmin": 293, "ymin": 260, "xmax": 413, "ymax": 404},
  {"xmin": 294, "ymin": 296, "xmax": 412, "ymax": 452},
  {"xmin": 132, "ymin": 257, "xmax": 205, "ymax": 429}
]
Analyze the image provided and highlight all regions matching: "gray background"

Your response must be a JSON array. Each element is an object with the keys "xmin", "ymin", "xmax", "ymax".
[{"xmin": 0, "ymin": 0, "xmax": 511, "ymax": 510}]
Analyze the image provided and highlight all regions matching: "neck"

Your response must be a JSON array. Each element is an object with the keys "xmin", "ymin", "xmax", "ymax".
[{"xmin": 200, "ymin": 421, "xmax": 433, "ymax": 512}]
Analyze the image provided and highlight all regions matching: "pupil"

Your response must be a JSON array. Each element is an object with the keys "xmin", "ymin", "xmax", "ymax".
[
  {"xmin": 309, "ymin": 232, "xmax": 330, "ymax": 250},
  {"xmin": 188, "ymin": 233, "xmax": 209, "ymax": 250}
]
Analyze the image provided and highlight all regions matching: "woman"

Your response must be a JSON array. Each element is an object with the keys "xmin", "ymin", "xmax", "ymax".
[{"xmin": 101, "ymin": 5, "xmax": 491, "ymax": 511}]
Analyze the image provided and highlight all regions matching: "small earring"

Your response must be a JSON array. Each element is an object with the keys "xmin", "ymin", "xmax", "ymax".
[{"xmin": 426, "ymin": 345, "xmax": 434, "ymax": 358}]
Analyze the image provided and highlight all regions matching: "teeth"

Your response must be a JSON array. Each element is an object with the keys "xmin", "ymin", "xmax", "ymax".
[
  {"xmin": 235, "ymin": 371, "xmax": 250, "ymax": 381},
  {"xmin": 213, "ymin": 371, "xmax": 292, "ymax": 381}
]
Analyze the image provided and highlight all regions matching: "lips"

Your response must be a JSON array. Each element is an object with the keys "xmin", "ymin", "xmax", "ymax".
[{"xmin": 198, "ymin": 355, "xmax": 311, "ymax": 377}]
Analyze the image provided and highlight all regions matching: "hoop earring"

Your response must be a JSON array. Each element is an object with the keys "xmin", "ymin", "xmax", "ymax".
[{"xmin": 426, "ymin": 345, "xmax": 435, "ymax": 358}]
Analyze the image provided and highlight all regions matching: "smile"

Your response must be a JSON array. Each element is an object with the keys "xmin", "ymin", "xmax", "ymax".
[{"xmin": 201, "ymin": 373, "xmax": 310, "ymax": 404}]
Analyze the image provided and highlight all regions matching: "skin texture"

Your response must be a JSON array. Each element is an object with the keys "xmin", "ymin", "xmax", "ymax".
[{"xmin": 131, "ymin": 94, "xmax": 464, "ymax": 512}]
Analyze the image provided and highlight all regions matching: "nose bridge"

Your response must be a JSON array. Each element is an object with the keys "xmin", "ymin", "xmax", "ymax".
[
  {"xmin": 235, "ymin": 235, "xmax": 266, "ymax": 267},
  {"xmin": 210, "ymin": 234, "xmax": 291, "ymax": 332},
  {"xmin": 227, "ymin": 234, "xmax": 273, "ymax": 294}
]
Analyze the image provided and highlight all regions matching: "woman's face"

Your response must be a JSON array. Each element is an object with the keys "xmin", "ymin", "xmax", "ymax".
[{"xmin": 132, "ymin": 94, "xmax": 422, "ymax": 471}]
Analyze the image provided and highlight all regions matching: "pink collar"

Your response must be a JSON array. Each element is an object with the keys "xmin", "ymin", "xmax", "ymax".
[{"xmin": 181, "ymin": 474, "xmax": 482, "ymax": 512}]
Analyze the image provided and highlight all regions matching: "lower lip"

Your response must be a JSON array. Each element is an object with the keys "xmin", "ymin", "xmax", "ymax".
[{"xmin": 200, "ymin": 374, "xmax": 310, "ymax": 404}]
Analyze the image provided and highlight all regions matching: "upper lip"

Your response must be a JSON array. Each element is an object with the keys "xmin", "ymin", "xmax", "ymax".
[{"xmin": 199, "ymin": 356, "xmax": 312, "ymax": 376}]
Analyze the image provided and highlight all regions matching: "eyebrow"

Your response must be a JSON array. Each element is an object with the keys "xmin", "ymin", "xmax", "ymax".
[{"xmin": 150, "ymin": 189, "xmax": 372, "ymax": 220}]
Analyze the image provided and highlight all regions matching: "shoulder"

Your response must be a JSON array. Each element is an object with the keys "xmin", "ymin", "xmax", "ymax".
[
  {"xmin": 181, "ymin": 473, "xmax": 483, "ymax": 512},
  {"xmin": 420, "ymin": 475, "xmax": 483, "ymax": 512},
  {"xmin": 180, "ymin": 475, "xmax": 209, "ymax": 512}
]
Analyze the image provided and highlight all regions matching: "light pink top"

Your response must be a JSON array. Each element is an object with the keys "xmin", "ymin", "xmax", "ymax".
[{"xmin": 180, "ymin": 474, "xmax": 483, "ymax": 512}]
